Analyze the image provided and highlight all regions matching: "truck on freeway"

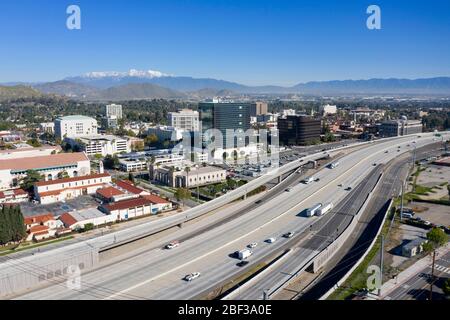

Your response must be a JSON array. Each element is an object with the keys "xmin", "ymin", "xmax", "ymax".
[
  {"xmin": 237, "ymin": 249, "xmax": 253, "ymax": 260},
  {"xmin": 317, "ymin": 203, "xmax": 333, "ymax": 216},
  {"xmin": 306, "ymin": 203, "xmax": 323, "ymax": 217}
]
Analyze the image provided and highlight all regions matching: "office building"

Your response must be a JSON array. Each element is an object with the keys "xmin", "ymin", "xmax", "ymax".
[
  {"xmin": 198, "ymin": 101, "xmax": 252, "ymax": 148},
  {"xmin": 250, "ymin": 102, "xmax": 269, "ymax": 117},
  {"xmin": 380, "ymin": 118, "xmax": 423, "ymax": 137},
  {"xmin": 105, "ymin": 104, "xmax": 123, "ymax": 119},
  {"xmin": 278, "ymin": 115, "xmax": 322, "ymax": 146},
  {"xmin": 66, "ymin": 135, "xmax": 131, "ymax": 157},
  {"xmin": 168, "ymin": 109, "xmax": 200, "ymax": 131},
  {"xmin": 54, "ymin": 115, "xmax": 98, "ymax": 140}
]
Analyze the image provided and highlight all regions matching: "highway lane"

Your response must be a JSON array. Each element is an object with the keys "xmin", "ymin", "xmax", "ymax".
[
  {"xmin": 297, "ymin": 142, "xmax": 444, "ymax": 300},
  {"xmin": 233, "ymin": 165, "xmax": 384, "ymax": 300},
  {"xmin": 385, "ymin": 251, "xmax": 450, "ymax": 300},
  {"xmin": 9, "ymin": 133, "xmax": 450, "ymax": 300}
]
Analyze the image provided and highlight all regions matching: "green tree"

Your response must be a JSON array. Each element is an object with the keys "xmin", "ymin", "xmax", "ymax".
[
  {"xmin": 20, "ymin": 170, "xmax": 43, "ymax": 192},
  {"xmin": 443, "ymin": 278, "xmax": 450, "ymax": 297},
  {"xmin": 104, "ymin": 155, "xmax": 119, "ymax": 169},
  {"xmin": 144, "ymin": 134, "xmax": 159, "ymax": 147},
  {"xmin": 175, "ymin": 188, "xmax": 190, "ymax": 208},
  {"xmin": 226, "ymin": 178, "xmax": 237, "ymax": 190},
  {"xmin": 423, "ymin": 227, "xmax": 448, "ymax": 300}
]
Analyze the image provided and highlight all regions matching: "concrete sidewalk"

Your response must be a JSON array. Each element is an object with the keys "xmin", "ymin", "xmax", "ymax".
[{"xmin": 381, "ymin": 242, "xmax": 449, "ymax": 299}]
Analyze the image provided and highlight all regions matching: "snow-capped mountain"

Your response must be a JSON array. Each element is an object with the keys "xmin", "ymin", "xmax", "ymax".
[{"xmin": 82, "ymin": 69, "xmax": 171, "ymax": 79}]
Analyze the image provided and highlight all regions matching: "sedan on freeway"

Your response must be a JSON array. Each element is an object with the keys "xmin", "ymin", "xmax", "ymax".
[
  {"xmin": 247, "ymin": 242, "xmax": 258, "ymax": 249},
  {"xmin": 184, "ymin": 272, "xmax": 201, "ymax": 282}
]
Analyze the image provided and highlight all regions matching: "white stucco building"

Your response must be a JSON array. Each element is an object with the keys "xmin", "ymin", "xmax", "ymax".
[{"xmin": 54, "ymin": 115, "xmax": 98, "ymax": 140}]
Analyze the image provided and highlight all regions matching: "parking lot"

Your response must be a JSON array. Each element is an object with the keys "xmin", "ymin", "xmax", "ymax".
[
  {"xmin": 409, "ymin": 201, "xmax": 450, "ymax": 227},
  {"xmin": 20, "ymin": 195, "xmax": 100, "ymax": 217}
]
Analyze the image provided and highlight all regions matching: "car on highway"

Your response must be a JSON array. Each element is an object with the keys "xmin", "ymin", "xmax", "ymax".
[
  {"xmin": 285, "ymin": 188, "xmax": 292, "ymax": 192},
  {"xmin": 314, "ymin": 178, "xmax": 320, "ymax": 182},
  {"xmin": 385, "ymin": 150, "xmax": 389, "ymax": 154},
  {"xmin": 184, "ymin": 272, "xmax": 201, "ymax": 282},
  {"xmin": 236, "ymin": 261, "xmax": 249, "ymax": 267},
  {"xmin": 165, "ymin": 241, "xmax": 180, "ymax": 249},
  {"xmin": 266, "ymin": 237, "xmax": 276, "ymax": 244},
  {"xmin": 373, "ymin": 163, "xmax": 377, "ymax": 166},
  {"xmin": 345, "ymin": 187, "xmax": 352, "ymax": 191},
  {"xmin": 283, "ymin": 232, "xmax": 295, "ymax": 238},
  {"xmin": 338, "ymin": 183, "xmax": 343, "ymax": 187},
  {"xmin": 248, "ymin": 242, "xmax": 258, "ymax": 249}
]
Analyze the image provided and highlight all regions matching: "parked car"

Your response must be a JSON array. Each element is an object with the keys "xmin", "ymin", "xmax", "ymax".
[{"xmin": 184, "ymin": 272, "xmax": 201, "ymax": 282}]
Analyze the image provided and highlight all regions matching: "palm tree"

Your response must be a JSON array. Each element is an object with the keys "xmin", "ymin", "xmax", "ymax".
[{"xmin": 184, "ymin": 166, "xmax": 191, "ymax": 189}]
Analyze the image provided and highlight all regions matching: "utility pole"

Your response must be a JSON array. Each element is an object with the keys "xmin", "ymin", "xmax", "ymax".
[
  {"xmin": 379, "ymin": 235, "xmax": 384, "ymax": 297},
  {"xmin": 429, "ymin": 250, "xmax": 436, "ymax": 301},
  {"xmin": 400, "ymin": 182, "xmax": 405, "ymax": 222}
]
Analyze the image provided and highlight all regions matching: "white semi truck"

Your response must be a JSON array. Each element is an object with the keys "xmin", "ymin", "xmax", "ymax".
[
  {"xmin": 317, "ymin": 202, "xmax": 334, "ymax": 216},
  {"xmin": 306, "ymin": 203, "xmax": 322, "ymax": 217}
]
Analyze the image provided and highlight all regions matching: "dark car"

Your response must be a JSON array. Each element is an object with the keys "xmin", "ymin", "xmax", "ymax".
[{"xmin": 236, "ymin": 261, "xmax": 249, "ymax": 267}]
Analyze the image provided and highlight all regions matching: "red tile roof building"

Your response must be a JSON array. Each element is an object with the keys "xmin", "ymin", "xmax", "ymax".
[
  {"xmin": 34, "ymin": 173, "xmax": 112, "ymax": 204},
  {"xmin": 0, "ymin": 152, "xmax": 91, "ymax": 190}
]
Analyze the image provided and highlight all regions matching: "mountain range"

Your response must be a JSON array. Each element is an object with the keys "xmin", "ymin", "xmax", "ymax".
[{"xmin": 2, "ymin": 69, "xmax": 450, "ymax": 101}]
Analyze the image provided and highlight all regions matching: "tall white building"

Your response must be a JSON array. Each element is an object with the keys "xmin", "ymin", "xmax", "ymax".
[
  {"xmin": 105, "ymin": 104, "xmax": 123, "ymax": 119},
  {"xmin": 320, "ymin": 104, "xmax": 337, "ymax": 115},
  {"xmin": 54, "ymin": 115, "xmax": 98, "ymax": 140},
  {"xmin": 168, "ymin": 109, "xmax": 200, "ymax": 131}
]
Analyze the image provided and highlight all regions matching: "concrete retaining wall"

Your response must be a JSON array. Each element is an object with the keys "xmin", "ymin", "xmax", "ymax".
[{"xmin": 0, "ymin": 248, "xmax": 98, "ymax": 297}]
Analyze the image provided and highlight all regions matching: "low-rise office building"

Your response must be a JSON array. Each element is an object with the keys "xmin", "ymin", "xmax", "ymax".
[
  {"xmin": 153, "ymin": 165, "xmax": 227, "ymax": 188},
  {"xmin": 380, "ymin": 118, "xmax": 423, "ymax": 137},
  {"xmin": 119, "ymin": 158, "xmax": 148, "ymax": 172},
  {"xmin": 66, "ymin": 135, "xmax": 131, "ymax": 157},
  {"xmin": 34, "ymin": 173, "xmax": 112, "ymax": 204},
  {"xmin": 278, "ymin": 115, "xmax": 322, "ymax": 146}
]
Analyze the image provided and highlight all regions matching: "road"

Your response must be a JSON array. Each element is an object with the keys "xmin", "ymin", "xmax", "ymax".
[
  {"xmin": 384, "ymin": 251, "xmax": 450, "ymax": 300},
  {"xmin": 295, "ymin": 143, "xmax": 444, "ymax": 300},
  {"xmin": 231, "ymin": 164, "xmax": 384, "ymax": 300},
  {"xmin": 3, "ymin": 132, "xmax": 449, "ymax": 300}
]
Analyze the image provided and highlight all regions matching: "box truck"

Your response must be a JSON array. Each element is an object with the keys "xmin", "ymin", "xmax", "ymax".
[{"xmin": 238, "ymin": 249, "xmax": 253, "ymax": 260}]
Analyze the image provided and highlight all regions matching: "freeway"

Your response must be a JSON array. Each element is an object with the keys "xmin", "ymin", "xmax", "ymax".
[
  {"xmin": 229, "ymin": 165, "xmax": 384, "ymax": 300},
  {"xmin": 7, "ymin": 132, "xmax": 448, "ymax": 300}
]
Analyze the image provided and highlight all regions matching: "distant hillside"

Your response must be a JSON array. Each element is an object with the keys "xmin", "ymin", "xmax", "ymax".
[
  {"xmin": 96, "ymin": 83, "xmax": 187, "ymax": 100},
  {"xmin": 0, "ymin": 85, "xmax": 43, "ymax": 101},
  {"xmin": 292, "ymin": 77, "xmax": 450, "ymax": 95},
  {"xmin": 189, "ymin": 88, "xmax": 236, "ymax": 98},
  {"xmin": 34, "ymin": 80, "xmax": 99, "ymax": 98}
]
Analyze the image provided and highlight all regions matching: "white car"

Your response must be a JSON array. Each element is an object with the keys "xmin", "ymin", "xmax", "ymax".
[
  {"xmin": 184, "ymin": 272, "xmax": 201, "ymax": 282},
  {"xmin": 166, "ymin": 241, "xmax": 180, "ymax": 249},
  {"xmin": 248, "ymin": 242, "xmax": 258, "ymax": 249},
  {"xmin": 266, "ymin": 237, "xmax": 276, "ymax": 244}
]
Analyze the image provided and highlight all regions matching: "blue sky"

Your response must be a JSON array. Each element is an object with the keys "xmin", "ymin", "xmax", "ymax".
[{"xmin": 1, "ymin": 0, "xmax": 450, "ymax": 85}]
